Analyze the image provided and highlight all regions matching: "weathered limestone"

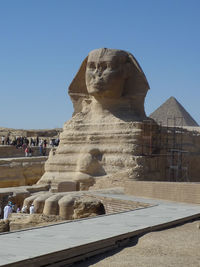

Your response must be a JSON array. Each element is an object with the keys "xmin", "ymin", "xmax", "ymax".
[
  {"xmin": 23, "ymin": 191, "xmax": 105, "ymax": 220},
  {"xmin": 10, "ymin": 48, "xmax": 200, "ymax": 221},
  {"xmin": 4, "ymin": 213, "xmax": 63, "ymax": 232},
  {"xmin": 38, "ymin": 48, "xmax": 150, "ymax": 192},
  {"xmin": 0, "ymin": 219, "xmax": 9, "ymax": 232},
  {"xmin": 0, "ymin": 157, "xmax": 47, "ymax": 188}
]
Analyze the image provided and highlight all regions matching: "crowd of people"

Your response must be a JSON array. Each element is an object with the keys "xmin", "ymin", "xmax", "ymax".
[
  {"xmin": 1, "ymin": 135, "xmax": 60, "ymax": 148},
  {"xmin": 0, "ymin": 201, "xmax": 35, "ymax": 220},
  {"xmin": 0, "ymin": 135, "xmax": 60, "ymax": 157}
]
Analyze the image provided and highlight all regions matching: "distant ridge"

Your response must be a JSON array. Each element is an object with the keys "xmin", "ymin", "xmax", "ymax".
[{"xmin": 149, "ymin": 96, "xmax": 199, "ymax": 127}]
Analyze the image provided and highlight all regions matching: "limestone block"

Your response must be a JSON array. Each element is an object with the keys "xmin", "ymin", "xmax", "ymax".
[
  {"xmin": 32, "ymin": 193, "xmax": 52, "ymax": 213},
  {"xmin": 8, "ymin": 213, "xmax": 63, "ymax": 231},
  {"xmin": 0, "ymin": 219, "xmax": 9, "ymax": 232},
  {"xmin": 43, "ymin": 194, "xmax": 66, "ymax": 216},
  {"xmin": 57, "ymin": 181, "xmax": 78, "ymax": 192},
  {"xmin": 0, "ymin": 157, "xmax": 47, "ymax": 188},
  {"xmin": 72, "ymin": 196, "xmax": 105, "ymax": 219},
  {"xmin": 58, "ymin": 195, "xmax": 76, "ymax": 220}
]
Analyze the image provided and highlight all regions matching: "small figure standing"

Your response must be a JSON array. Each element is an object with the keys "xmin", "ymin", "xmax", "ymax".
[
  {"xmin": 22, "ymin": 205, "xmax": 28, "ymax": 213},
  {"xmin": 39, "ymin": 140, "xmax": 43, "ymax": 156},
  {"xmin": 29, "ymin": 204, "xmax": 35, "ymax": 214},
  {"xmin": 25, "ymin": 147, "xmax": 28, "ymax": 157},
  {"xmin": 25, "ymin": 146, "xmax": 33, "ymax": 157},
  {"xmin": 36, "ymin": 136, "xmax": 39, "ymax": 146},
  {"xmin": 1, "ymin": 136, "xmax": 5, "ymax": 145},
  {"xmin": 16, "ymin": 206, "xmax": 21, "ymax": 213},
  {"xmin": 28, "ymin": 147, "xmax": 32, "ymax": 157},
  {"xmin": 3, "ymin": 202, "xmax": 13, "ymax": 219}
]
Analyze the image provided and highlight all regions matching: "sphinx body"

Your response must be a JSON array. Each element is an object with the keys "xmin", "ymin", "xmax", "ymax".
[{"xmin": 38, "ymin": 48, "xmax": 150, "ymax": 191}]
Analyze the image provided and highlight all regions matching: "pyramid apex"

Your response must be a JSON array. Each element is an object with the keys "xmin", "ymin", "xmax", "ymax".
[{"xmin": 149, "ymin": 96, "xmax": 198, "ymax": 127}]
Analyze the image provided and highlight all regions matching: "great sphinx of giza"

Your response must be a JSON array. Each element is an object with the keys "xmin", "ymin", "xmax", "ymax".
[{"xmin": 37, "ymin": 48, "xmax": 152, "ymax": 192}]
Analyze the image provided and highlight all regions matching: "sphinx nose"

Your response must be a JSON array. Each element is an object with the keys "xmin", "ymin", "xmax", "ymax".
[{"xmin": 94, "ymin": 68, "xmax": 102, "ymax": 77}]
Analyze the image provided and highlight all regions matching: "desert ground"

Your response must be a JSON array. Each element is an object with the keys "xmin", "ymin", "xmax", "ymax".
[{"xmin": 74, "ymin": 219, "xmax": 200, "ymax": 267}]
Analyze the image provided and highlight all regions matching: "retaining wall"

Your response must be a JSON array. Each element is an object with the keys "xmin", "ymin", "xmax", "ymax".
[
  {"xmin": 125, "ymin": 181, "xmax": 200, "ymax": 204},
  {"xmin": 0, "ymin": 157, "xmax": 47, "ymax": 188}
]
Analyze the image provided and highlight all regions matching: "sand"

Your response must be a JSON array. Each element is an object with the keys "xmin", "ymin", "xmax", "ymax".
[{"xmin": 74, "ymin": 220, "xmax": 200, "ymax": 267}]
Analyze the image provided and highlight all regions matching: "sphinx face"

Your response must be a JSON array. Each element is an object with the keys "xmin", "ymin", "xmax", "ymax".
[{"xmin": 85, "ymin": 49, "xmax": 127, "ymax": 98}]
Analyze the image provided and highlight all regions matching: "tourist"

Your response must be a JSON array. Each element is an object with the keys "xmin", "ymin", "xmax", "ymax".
[
  {"xmin": 29, "ymin": 147, "xmax": 33, "ymax": 156},
  {"xmin": 42, "ymin": 146, "xmax": 46, "ymax": 156},
  {"xmin": 30, "ymin": 138, "xmax": 34, "ymax": 146},
  {"xmin": 1, "ymin": 136, "xmax": 5, "ymax": 145},
  {"xmin": 29, "ymin": 204, "xmax": 35, "ymax": 214},
  {"xmin": 55, "ymin": 138, "xmax": 60, "ymax": 146},
  {"xmin": 3, "ymin": 202, "xmax": 12, "ymax": 219},
  {"xmin": 36, "ymin": 136, "xmax": 39, "ymax": 146},
  {"xmin": 43, "ymin": 139, "xmax": 47, "ymax": 147},
  {"xmin": 22, "ymin": 142, "xmax": 27, "ymax": 151},
  {"xmin": 21, "ymin": 205, "xmax": 28, "ymax": 213},
  {"xmin": 39, "ymin": 140, "xmax": 43, "ymax": 155},
  {"xmin": 11, "ymin": 204, "xmax": 16, "ymax": 212},
  {"xmin": 25, "ymin": 147, "xmax": 28, "ymax": 157},
  {"xmin": 25, "ymin": 146, "xmax": 33, "ymax": 157},
  {"xmin": 16, "ymin": 206, "xmax": 21, "ymax": 213},
  {"xmin": 5, "ymin": 136, "xmax": 10, "ymax": 145},
  {"xmin": 49, "ymin": 139, "xmax": 53, "ymax": 147}
]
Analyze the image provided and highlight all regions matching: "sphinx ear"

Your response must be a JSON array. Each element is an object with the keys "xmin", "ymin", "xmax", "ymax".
[
  {"xmin": 68, "ymin": 56, "xmax": 88, "ymax": 96},
  {"xmin": 68, "ymin": 56, "xmax": 90, "ymax": 115},
  {"xmin": 123, "ymin": 62, "xmax": 132, "ymax": 79},
  {"xmin": 122, "ymin": 53, "xmax": 150, "ymax": 97}
]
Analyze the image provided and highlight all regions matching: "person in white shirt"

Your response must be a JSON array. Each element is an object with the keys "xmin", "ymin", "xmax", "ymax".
[
  {"xmin": 22, "ymin": 205, "xmax": 28, "ymax": 213},
  {"xmin": 3, "ymin": 203, "xmax": 12, "ymax": 219},
  {"xmin": 29, "ymin": 204, "xmax": 35, "ymax": 214}
]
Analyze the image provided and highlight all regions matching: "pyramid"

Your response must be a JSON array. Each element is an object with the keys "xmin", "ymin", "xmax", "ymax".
[{"xmin": 149, "ymin": 96, "xmax": 198, "ymax": 127}]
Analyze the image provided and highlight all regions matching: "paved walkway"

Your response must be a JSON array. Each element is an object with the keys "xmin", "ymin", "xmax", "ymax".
[{"xmin": 0, "ymin": 194, "xmax": 199, "ymax": 266}]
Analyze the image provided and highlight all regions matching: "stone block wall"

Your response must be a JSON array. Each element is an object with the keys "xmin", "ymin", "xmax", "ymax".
[
  {"xmin": 0, "ymin": 157, "xmax": 47, "ymax": 188},
  {"xmin": 140, "ymin": 125, "xmax": 200, "ymax": 182},
  {"xmin": 125, "ymin": 181, "xmax": 200, "ymax": 204}
]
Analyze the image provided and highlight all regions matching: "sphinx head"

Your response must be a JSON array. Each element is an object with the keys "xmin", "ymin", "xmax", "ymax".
[
  {"xmin": 69, "ymin": 48, "xmax": 149, "ymax": 115},
  {"xmin": 86, "ymin": 49, "xmax": 130, "ymax": 99}
]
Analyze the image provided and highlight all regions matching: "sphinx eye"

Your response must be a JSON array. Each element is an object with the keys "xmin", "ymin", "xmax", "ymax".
[
  {"xmin": 87, "ymin": 62, "xmax": 95, "ymax": 69},
  {"xmin": 100, "ymin": 62, "xmax": 107, "ymax": 70}
]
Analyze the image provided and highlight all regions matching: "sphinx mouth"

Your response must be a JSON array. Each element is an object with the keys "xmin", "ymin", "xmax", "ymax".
[{"xmin": 92, "ymin": 80, "xmax": 105, "ymax": 87}]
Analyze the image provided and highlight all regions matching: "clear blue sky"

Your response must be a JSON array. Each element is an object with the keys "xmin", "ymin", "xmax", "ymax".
[{"xmin": 0, "ymin": 0, "xmax": 199, "ymax": 129}]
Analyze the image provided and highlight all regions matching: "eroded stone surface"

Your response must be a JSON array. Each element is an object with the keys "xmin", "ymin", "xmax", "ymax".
[
  {"xmin": 23, "ymin": 191, "xmax": 106, "ymax": 219},
  {"xmin": 0, "ymin": 157, "xmax": 47, "ymax": 188},
  {"xmin": 38, "ymin": 48, "xmax": 150, "ymax": 191}
]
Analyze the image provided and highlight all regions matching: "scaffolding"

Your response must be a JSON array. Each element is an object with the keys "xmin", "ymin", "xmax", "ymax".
[
  {"xmin": 142, "ymin": 120, "xmax": 162, "ymax": 156},
  {"xmin": 142, "ymin": 117, "xmax": 189, "ymax": 182},
  {"xmin": 165, "ymin": 116, "xmax": 189, "ymax": 182}
]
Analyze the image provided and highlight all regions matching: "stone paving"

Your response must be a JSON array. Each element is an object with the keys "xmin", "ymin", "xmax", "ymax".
[{"xmin": 0, "ymin": 194, "xmax": 199, "ymax": 266}]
